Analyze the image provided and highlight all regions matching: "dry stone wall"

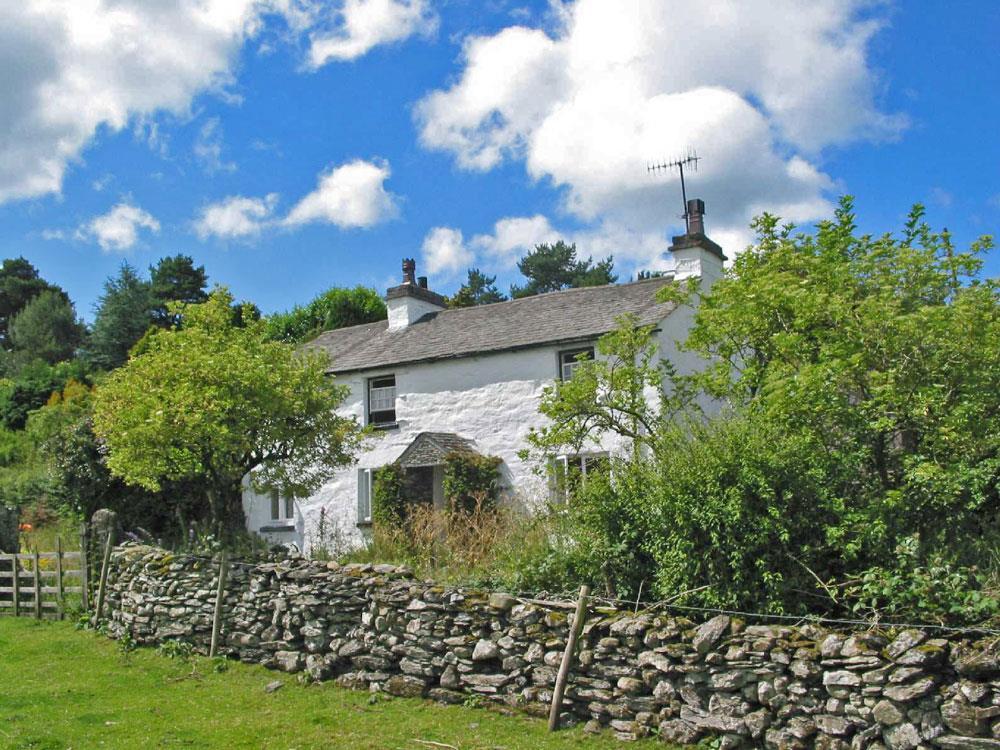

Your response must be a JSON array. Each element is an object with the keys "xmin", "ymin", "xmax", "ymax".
[{"xmin": 103, "ymin": 544, "xmax": 1000, "ymax": 749}]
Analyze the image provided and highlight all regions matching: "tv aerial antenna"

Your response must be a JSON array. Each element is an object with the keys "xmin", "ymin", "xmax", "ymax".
[{"xmin": 647, "ymin": 149, "xmax": 700, "ymax": 233}]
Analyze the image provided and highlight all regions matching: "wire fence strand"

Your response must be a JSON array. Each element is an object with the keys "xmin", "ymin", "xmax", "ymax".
[{"xmin": 113, "ymin": 546, "xmax": 1000, "ymax": 636}]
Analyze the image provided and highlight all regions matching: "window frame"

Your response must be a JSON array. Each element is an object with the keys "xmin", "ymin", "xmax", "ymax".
[
  {"xmin": 366, "ymin": 374, "xmax": 398, "ymax": 429},
  {"xmin": 558, "ymin": 346, "xmax": 595, "ymax": 381},
  {"xmin": 357, "ymin": 468, "xmax": 373, "ymax": 526},
  {"xmin": 269, "ymin": 488, "xmax": 295, "ymax": 522},
  {"xmin": 548, "ymin": 451, "xmax": 610, "ymax": 503}
]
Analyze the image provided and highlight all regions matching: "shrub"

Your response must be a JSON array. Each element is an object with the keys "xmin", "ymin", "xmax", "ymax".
[
  {"xmin": 442, "ymin": 451, "xmax": 502, "ymax": 513},
  {"xmin": 371, "ymin": 464, "xmax": 406, "ymax": 529}
]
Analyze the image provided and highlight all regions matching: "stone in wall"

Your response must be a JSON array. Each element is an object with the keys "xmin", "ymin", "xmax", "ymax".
[{"xmin": 102, "ymin": 544, "xmax": 1000, "ymax": 749}]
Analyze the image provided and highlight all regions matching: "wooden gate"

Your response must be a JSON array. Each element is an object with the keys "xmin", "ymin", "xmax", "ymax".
[{"xmin": 0, "ymin": 538, "xmax": 89, "ymax": 619}]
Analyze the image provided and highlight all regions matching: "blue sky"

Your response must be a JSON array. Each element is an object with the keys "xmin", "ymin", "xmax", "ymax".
[{"xmin": 2, "ymin": 0, "xmax": 998, "ymax": 321}]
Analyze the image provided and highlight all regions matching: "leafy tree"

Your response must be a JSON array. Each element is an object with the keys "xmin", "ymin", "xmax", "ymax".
[
  {"xmin": 510, "ymin": 241, "xmax": 616, "ymax": 299},
  {"xmin": 0, "ymin": 359, "xmax": 88, "ymax": 430},
  {"xmin": 265, "ymin": 286, "xmax": 386, "ymax": 343},
  {"xmin": 527, "ymin": 315, "xmax": 678, "ymax": 455},
  {"xmin": 677, "ymin": 197, "xmax": 1000, "ymax": 557},
  {"xmin": 149, "ymin": 254, "xmax": 209, "ymax": 327},
  {"xmin": 9, "ymin": 290, "xmax": 86, "ymax": 365},
  {"xmin": 86, "ymin": 263, "xmax": 155, "ymax": 371},
  {"xmin": 92, "ymin": 288, "xmax": 369, "ymax": 534},
  {"xmin": 448, "ymin": 269, "xmax": 507, "ymax": 308},
  {"xmin": 0, "ymin": 419, "xmax": 55, "ymax": 510},
  {"xmin": 26, "ymin": 381, "xmax": 202, "ymax": 536},
  {"xmin": 0, "ymin": 257, "xmax": 66, "ymax": 350},
  {"xmin": 520, "ymin": 198, "xmax": 1000, "ymax": 619}
]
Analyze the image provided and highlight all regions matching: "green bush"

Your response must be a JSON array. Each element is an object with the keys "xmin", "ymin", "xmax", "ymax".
[
  {"xmin": 518, "ymin": 200, "xmax": 1000, "ymax": 624},
  {"xmin": 844, "ymin": 537, "xmax": 1000, "ymax": 625},
  {"xmin": 0, "ymin": 359, "xmax": 89, "ymax": 430},
  {"xmin": 265, "ymin": 286, "xmax": 386, "ymax": 343},
  {"xmin": 442, "ymin": 451, "xmax": 502, "ymax": 513},
  {"xmin": 371, "ymin": 464, "xmax": 406, "ymax": 529}
]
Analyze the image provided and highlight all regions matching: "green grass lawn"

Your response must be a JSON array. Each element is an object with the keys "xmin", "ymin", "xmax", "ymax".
[{"xmin": 0, "ymin": 618, "xmax": 662, "ymax": 750}]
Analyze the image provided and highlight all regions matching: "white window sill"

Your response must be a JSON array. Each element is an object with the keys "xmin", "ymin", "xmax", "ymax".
[{"xmin": 259, "ymin": 524, "xmax": 295, "ymax": 533}]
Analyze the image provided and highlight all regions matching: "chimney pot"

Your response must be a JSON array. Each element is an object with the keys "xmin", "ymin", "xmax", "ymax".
[
  {"xmin": 402, "ymin": 258, "xmax": 416, "ymax": 284},
  {"xmin": 687, "ymin": 198, "xmax": 706, "ymax": 235}
]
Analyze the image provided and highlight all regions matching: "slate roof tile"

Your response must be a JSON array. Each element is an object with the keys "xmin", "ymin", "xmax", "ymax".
[
  {"xmin": 395, "ymin": 432, "xmax": 477, "ymax": 468},
  {"xmin": 307, "ymin": 275, "xmax": 677, "ymax": 374}
]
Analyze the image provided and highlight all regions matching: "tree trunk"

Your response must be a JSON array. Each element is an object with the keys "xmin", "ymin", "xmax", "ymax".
[{"xmin": 205, "ymin": 479, "xmax": 248, "ymax": 542}]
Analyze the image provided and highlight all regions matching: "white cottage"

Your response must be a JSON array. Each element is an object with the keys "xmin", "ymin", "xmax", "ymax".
[{"xmin": 243, "ymin": 199, "xmax": 726, "ymax": 551}]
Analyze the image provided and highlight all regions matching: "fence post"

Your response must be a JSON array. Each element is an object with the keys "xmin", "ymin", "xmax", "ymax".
[
  {"xmin": 11, "ymin": 553, "xmax": 20, "ymax": 617},
  {"xmin": 79, "ymin": 523, "xmax": 90, "ymax": 612},
  {"xmin": 209, "ymin": 552, "xmax": 229, "ymax": 658},
  {"xmin": 548, "ymin": 585, "xmax": 590, "ymax": 731},
  {"xmin": 32, "ymin": 549, "xmax": 42, "ymax": 620},
  {"xmin": 55, "ymin": 536, "xmax": 65, "ymax": 619},
  {"xmin": 93, "ymin": 532, "xmax": 113, "ymax": 626}
]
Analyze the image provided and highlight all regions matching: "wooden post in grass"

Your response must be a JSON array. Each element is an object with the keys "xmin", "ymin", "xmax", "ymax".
[
  {"xmin": 209, "ymin": 552, "xmax": 229, "ymax": 657},
  {"xmin": 12, "ymin": 553, "xmax": 20, "ymax": 617},
  {"xmin": 93, "ymin": 531, "xmax": 113, "ymax": 625},
  {"xmin": 79, "ymin": 523, "xmax": 90, "ymax": 612},
  {"xmin": 56, "ymin": 536, "xmax": 65, "ymax": 619},
  {"xmin": 32, "ymin": 548, "xmax": 42, "ymax": 619},
  {"xmin": 548, "ymin": 585, "xmax": 590, "ymax": 732}
]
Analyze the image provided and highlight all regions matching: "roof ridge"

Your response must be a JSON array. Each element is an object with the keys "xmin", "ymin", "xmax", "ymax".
[
  {"xmin": 431, "ymin": 273, "xmax": 674, "ymax": 315},
  {"xmin": 313, "ymin": 274, "xmax": 675, "ymax": 339}
]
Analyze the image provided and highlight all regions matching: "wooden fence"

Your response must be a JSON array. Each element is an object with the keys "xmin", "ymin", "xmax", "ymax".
[{"xmin": 0, "ymin": 538, "xmax": 89, "ymax": 620}]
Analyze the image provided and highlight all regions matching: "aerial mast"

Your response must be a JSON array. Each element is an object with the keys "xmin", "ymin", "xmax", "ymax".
[{"xmin": 647, "ymin": 149, "xmax": 701, "ymax": 233}]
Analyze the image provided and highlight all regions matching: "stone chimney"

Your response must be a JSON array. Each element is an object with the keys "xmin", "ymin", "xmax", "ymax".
[
  {"xmin": 386, "ymin": 258, "xmax": 447, "ymax": 331},
  {"xmin": 669, "ymin": 198, "xmax": 726, "ymax": 283}
]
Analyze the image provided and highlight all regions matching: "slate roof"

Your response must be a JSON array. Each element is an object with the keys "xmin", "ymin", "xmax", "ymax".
[
  {"xmin": 308, "ymin": 275, "xmax": 677, "ymax": 374},
  {"xmin": 395, "ymin": 432, "xmax": 477, "ymax": 468}
]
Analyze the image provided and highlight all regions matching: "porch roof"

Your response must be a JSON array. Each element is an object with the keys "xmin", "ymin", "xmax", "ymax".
[{"xmin": 394, "ymin": 432, "xmax": 477, "ymax": 468}]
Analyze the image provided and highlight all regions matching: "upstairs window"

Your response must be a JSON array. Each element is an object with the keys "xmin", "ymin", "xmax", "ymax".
[
  {"xmin": 269, "ymin": 488, "xmax": 294, "ymax": 522},
  {"xmin": 549, "ymin": 452, "xmax": 609, "ymax": 503},
  {"xmin": 559, "ymin": 347, "xmax": 595, "ymax": 380},
  {"xmin": 367, "ymin": 374, "xmax": 397, "ymax": 427}
]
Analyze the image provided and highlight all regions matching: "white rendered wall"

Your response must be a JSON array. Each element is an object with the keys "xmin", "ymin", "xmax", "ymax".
[
  {"xmin": 243, "ymin": 344, "xmax": 636, "ymax": 552},
  {"xmin": 243, "ymin": 282, "xmax": 719, "ymax": 554}
]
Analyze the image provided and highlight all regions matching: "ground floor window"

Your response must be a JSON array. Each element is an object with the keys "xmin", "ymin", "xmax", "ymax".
[
  {"xmin": 357, "ymin": 468, "xmax": 373, "ymax": 525},
  {"xmin": 270, "ymin": 488, "xmax": 295, "ymax": 522},
  {"xmin": 548, "ymin": 452, "xmax": 610, "ymax": 503}
]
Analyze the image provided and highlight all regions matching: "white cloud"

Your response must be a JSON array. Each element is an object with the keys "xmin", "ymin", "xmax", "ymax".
[
  {"xmin": 469, "ymin": 214, "xmax": 672, "ymax": 276},
  {"xmin": 306, "ymin": 0, "xmax": 437, "ymax": 67},
  {"xmin": 283, "ymin": 159, "xmax": 398, "ymax": 228},
  {"xmin": 421, "ymin": 226, "xmax": 473, "ymax": 276},
  {"xmin": 416, "ymin": 0, "xmax": 905, "ymax": 244},
  {"xmin": 195, "ymin": 158, "xmax": 397, "ymax": 240},
  {"xmin": 194, "ymin": 117, "xmax": 236, "ymax": 174},
  {"xmin": 91, "ymin": 174, "xmax": 113, "ymax": 192},
  {"xmin": 194, "ymin": 193, "xmax": 279, "ymax": 240},
  {"xmin": 77, "ymin": 203, "xmax": 160, "ymax": 252},
  {"xmin": 471, "ymin": 215, "xmax": 559, "ymax": 265},
  {"xmin": 0, "ymin": 1, "xmax": 431, "ymax": 205}
]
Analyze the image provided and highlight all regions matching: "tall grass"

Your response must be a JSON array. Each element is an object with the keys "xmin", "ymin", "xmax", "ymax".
[
  {"xmin": 339, "ymin": 501, "xmax": 565, "ymax": 591},
  {"xmin": 18, "ymin": 511, "xmax": 82, "ymax": 552}
]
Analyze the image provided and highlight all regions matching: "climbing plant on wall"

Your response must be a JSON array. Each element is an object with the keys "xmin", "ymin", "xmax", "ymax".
[
  {"xmin": 371, "ymin": 464, "xmax": 406, "ymax": 529},
  {"xmin": 442, "ymin": 451, "xmax": 502, "ymax": 513}
]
